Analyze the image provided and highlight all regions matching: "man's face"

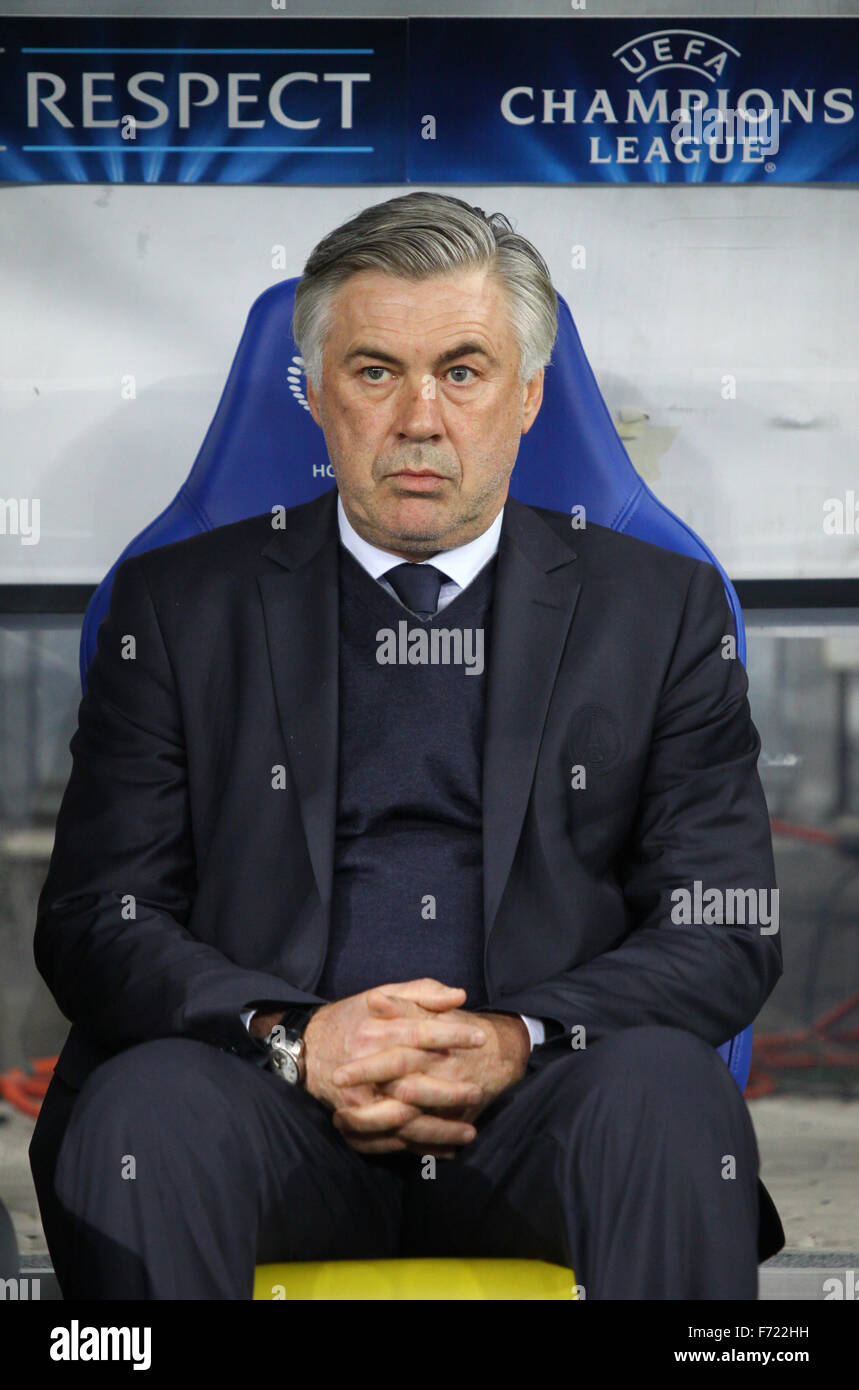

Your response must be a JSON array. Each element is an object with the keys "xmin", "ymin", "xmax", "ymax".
[{"xmin": 304, "ymin": 268, "xmax": 544, "ymax": 560}]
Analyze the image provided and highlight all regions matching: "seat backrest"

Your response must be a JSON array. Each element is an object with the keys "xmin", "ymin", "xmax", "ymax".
[{"xmin": 78, "ymin": 275, "xmax": 753, "ymax": 1092}]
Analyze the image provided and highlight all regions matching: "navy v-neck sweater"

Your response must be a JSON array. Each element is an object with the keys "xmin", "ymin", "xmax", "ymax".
[{"xmin": 316, "ymin": 543, "xmax": 497, "ymax": 1010}]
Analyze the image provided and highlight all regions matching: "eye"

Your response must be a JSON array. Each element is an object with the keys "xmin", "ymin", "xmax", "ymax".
[{"xmin": 359, "ymin": 363, "xmax": 477, "ymax": 385}]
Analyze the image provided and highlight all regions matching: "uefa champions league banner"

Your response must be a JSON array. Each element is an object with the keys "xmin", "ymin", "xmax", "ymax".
[
  {"xmin": 409, "ymin": 17, "xmax": 858, "ymax": 184},
  {"xmin": 0, "ymin": 15, "xmax": 856, "ymax": 186}
]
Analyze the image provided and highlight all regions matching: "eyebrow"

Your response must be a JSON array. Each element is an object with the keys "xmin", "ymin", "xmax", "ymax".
[{"xmin": 343, "ymin": 341, "xmax": 500, "ymax": 371}]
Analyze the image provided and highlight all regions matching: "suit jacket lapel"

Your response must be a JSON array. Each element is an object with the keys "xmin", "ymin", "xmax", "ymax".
[
  {"xmin": 482, "ymin": 499, "xmax": 582, "ymax": 947},
  {"xmin": 257, "ymin": 488, "xmax": 340, "ymax": 925}
]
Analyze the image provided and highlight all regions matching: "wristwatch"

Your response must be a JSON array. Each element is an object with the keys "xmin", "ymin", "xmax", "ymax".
[{"xmin": 263, "ymin": 1005, "xmax": 319, "ymax": 1086}]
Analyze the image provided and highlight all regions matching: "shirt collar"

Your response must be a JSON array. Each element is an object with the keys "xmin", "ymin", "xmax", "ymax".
[{"xmin": 336, "ymin": 492, "xmax": 504, "ymax": 590}]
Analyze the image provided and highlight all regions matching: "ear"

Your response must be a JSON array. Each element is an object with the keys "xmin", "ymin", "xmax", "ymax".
[
  {"xmin": 305, "ymin": 374, "xmax": 322, "ymax": 428},
  {"xmin": 521, "ymin": 367, "xmax": 544, "ymax": 437}
]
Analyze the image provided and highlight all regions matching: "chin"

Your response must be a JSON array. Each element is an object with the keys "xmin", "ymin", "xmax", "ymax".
[{"xmin": 382, "ymin": 505, "xmax": 453, "ymax": 544}]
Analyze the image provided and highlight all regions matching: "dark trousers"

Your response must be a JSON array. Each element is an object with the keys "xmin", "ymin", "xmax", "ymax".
[{"xmin": 29, "ymin": 1024, "xmax": 762, "ymax": 1300}]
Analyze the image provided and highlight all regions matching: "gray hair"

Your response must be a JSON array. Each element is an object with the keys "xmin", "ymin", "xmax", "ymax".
[{"xmin": 292, "ymin": 192, "xmax": 558, "ymax": 393}]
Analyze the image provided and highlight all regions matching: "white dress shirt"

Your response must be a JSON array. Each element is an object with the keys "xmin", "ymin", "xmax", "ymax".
[{"xmin": 241, "ymin": 495, "xmax": 545, "ymax": 1052}]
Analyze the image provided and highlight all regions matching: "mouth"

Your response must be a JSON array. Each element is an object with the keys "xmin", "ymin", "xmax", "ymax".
[{"xmin": 387, "ymin": 470, "xmax": 449, "ymax": 490}]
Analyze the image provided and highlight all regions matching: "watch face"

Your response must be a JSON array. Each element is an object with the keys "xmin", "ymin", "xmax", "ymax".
[
  {"xmin": 280, "ymin": 1054, "xmax": 299, "ymax": 1085},
  {"xmin": 270, "ymin": 1044, "xmax": 300, "ymax": 1085}
]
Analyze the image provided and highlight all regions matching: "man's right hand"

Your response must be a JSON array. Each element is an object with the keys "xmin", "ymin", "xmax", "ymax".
[{"xmin": 303, "ymin": 979, "xmax": 487, "ymax": 1156}]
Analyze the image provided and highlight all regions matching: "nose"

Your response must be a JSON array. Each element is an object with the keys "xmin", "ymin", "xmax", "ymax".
[{"xmin": 394, "ymin": 375, "xmax": 445, "ymax": 440}]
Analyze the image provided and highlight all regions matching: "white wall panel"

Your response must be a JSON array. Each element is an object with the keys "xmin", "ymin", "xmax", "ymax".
[{"xmin": 1, "ymin": 180, "xmax": 855, "ymax": 580}]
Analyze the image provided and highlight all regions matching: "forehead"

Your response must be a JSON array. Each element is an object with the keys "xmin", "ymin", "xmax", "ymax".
[{"xmin": 328, "ymin": 268, "xmax": 513, "ymax": 342}]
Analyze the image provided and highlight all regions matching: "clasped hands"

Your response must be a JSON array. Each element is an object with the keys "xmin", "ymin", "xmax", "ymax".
[{"xmin": 300, "ymin": 978, "xmax": 531, "ymax": 1158}]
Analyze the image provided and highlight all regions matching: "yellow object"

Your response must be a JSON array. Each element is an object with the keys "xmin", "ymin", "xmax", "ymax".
[{"xmin": 254, "ymin": 1257, "xmax": 577, "ymax": 1300}]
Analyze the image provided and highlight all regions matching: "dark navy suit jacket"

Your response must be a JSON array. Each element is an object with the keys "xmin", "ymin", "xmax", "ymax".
[{"xmin": 34, "ymin": 486, "xmax": 784, "ymax": 1256}]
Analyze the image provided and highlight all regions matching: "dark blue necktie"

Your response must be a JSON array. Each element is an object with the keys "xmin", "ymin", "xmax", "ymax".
[{"xmin": 383, "ymin": 563, "xmax": 450, "ymax": 621}]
